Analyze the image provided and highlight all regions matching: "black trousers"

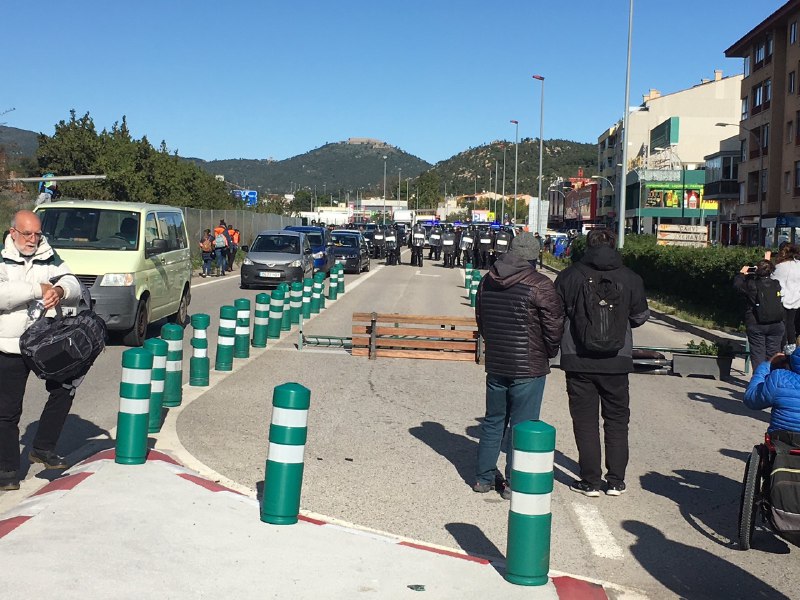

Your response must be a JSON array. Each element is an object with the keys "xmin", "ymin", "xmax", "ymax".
[
  {"xmin": 565, "ymin": 372, "xmax": 630, "ymax": 488},
  {"xmin": 0, "ymin": 352, "xmax": 74, "ymax": 472},
  {"xmin": 784, "ymin": 308, "xmax": 799, "ymax": 347},
  {"xmin": 747, "ymin": 321, "xmax": 784, "ymax": 370}
]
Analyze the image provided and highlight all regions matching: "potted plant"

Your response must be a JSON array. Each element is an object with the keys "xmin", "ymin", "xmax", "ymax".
[{"xmin": 672, "ymin": 340, "xmax": 735, "ymax": 380}]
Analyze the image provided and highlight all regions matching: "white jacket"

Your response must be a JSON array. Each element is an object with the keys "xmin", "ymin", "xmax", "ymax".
[
  {"xmin": 0, "ymin": 235, "xmax": 80, "ymax": 354},
  {"xmin": 773, "ymin": 259, "xmax": 800, "ymax": 310}
]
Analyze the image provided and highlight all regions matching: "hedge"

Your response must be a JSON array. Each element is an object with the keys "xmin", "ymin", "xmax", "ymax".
[{"xmin": 569, "ymin": 235, "xmax": 765, "ymax": 327}]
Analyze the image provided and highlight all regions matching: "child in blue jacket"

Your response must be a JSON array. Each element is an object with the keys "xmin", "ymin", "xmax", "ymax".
[{"xmin": 745, "ymin": 350, "xmax": 800, "ymax": 432}]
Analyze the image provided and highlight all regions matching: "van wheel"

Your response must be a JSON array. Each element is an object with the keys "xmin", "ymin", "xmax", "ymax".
[
  {"xmin": 169, "ymin": 287, "xmax": 190, "ymax": 327},
  {"xmin": 123, "ymin": 299, "xmax": 149, "ymax": 347}
]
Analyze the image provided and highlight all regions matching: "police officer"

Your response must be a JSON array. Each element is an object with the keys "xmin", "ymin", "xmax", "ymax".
[
  {"xmin": 442, "ymin": 227, "xmax": 457, "ymax": 268},
  {"xmin": 373, "ymin": 226, "xmax": 385, "ymax": 259},
  {"xmin": 428, "ymin": 224, "xmax": 443, "ymax": 261},
  {"xmin": 454, "ymin": 226, "xmax": 463, "ymax": 266},
  {"xmin": 477, "ymin": 227, "xmax": 494, "ymax": 269},
  {"xmin": 385, "ymin": 225, "xmax": 400, "ymax": 265},
  {"xmin": 411, "ymin": 222, "xmax": 426, "ymax": 267},
  {"xmin": 460, "ymin": 226, "xmax": 474, "ymax": 268},
  {"xmin": 494, "ymin": 227, "xmax": 512, "ymax": 259}
]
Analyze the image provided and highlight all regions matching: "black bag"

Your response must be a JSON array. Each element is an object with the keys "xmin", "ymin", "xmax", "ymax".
[
  {"xmin": 572, "ymin": 263, "xmax": 629, "ymax": 355},
  {"xmin": 754, "ymin": 278, "xmax": 784, "ymax": 324},
  {"xmin": 19, "ymin": 274, "xmax": 107, "ymax": 384},
  {"xmin": 769, "ymin": 431, "xmax": 800, "ymax": 545}
]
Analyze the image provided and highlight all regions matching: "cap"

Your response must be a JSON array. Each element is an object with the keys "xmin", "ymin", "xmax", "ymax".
[{"xmin": 509, "ymin": 231, "xmax": 540, "ymax": 261}]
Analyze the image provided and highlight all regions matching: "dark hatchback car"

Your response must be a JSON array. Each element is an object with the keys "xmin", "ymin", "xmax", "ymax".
[
  {"xmin": 240, "ymin": 230, "xmax": 314, "ymax": 288},
  {"xmin": 284, "ymin": 225, "xmax": 334, "ymax": 274},
  {"xmin": 330, "ymin": 230, "xmax": 370, "ymax": 274}
]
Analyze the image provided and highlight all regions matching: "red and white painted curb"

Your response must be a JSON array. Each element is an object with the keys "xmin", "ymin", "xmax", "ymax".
[{"xmin": 0, "ymin": 449, "xmax": 637, "ymax": 599}]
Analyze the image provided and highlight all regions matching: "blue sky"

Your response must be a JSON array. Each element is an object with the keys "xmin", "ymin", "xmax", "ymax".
[{"xmin": 3, "ymin": 1, "xmax": 777, "ymax": 164}]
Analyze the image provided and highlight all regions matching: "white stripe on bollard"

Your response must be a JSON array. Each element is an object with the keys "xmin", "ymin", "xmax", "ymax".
[
  {"xmin": 194, "ymin": 349, "xmax": 208, "ymax": 358},
  {"xmin": 195, "ymin": 330, "xmax": 207, "ymax": 339},
  {"xmin": 271, "ymin": 407, "xmax": 309, "ymax": 428},
  {"xmin": 218, "ymin": 337, "xmax": 235, "ymax": 346},
  {"xmin": 119, "ymin": 397, "xmax": 150, "ymax": 414},
  {"xmin": 235, "ymin": 326, "xmax": 248, "ymax": 335},
  {"xmin": 513, "ymin": 450, "xmax": 555, "ymax": 473},
  {"xmin": 151, "ymin": 380, "xmax": 165, "ymax": 393},
  {"xmin": 121, "ymin": 368, "xmax": 152, "ymax": 385},
  {"xmin": 153, "ymin": 355, "xmax": 167, "ymax": 370},
  {"xmin": 254, "ymin": 317, "xmax": 268, "ymax": 325},
  {"xmin": 166, "ymin": 360, "xmax": 182, "ymax": 371},
  {"xmin": 267, "ymin": 442, "xmax": 306, "ymax": 463},
  {"xmin": 166, "ymin": 339, "xmax": 181, "ymax": 352},
  {"xmin": 237, "ymin": 310, "xmax": 249, "ymax": 319},
  {"xmin": 220, "ymin": 318, "xmax": 237, "ymax": 329},
  {"xmin": 510, "ymin": 491, "xmax": 552, "ymax": 516}
]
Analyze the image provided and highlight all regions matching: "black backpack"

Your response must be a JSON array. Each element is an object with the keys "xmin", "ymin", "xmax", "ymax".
[
  {"xmin": 753, "ymin": 278, "xmax": 783, "ymax": 324},
  {"xmin": 19, "ymin": 274, "xmax": 107, "ymax": 384},
  {"xmin": 571, "ymin": 263, "xmax": 629, "ymax": 355},
  {"xmin": 769, "ymin": 431, "xmax": 800, "ymax": 546}
]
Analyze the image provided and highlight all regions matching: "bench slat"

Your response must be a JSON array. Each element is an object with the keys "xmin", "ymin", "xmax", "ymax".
[
  {"xmin": 351, "ymin": 338, "xmax": 475, "ymax": 351},
  {"xmin": 351, "ymin": 348, "xmax": 476, "ymax": 361},
  {"xmin": 352, "ymin": 313, "xmax": 476, "ymax": 327}
]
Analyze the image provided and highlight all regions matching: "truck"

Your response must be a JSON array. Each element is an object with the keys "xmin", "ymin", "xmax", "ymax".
[{"xmin": 392, "ymin": 209, "xmax": 416, "ymax": 226}]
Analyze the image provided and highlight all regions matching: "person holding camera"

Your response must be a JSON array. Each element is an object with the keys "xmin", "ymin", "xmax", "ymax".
[{"xmin": 734, "ymin": 259, "xmax": 785, "ymax": 370}]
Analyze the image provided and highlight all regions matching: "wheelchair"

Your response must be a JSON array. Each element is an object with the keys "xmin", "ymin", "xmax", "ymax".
[{"xmin": 738, "ymin": 430, "xmax": 800, "ymax": 550}]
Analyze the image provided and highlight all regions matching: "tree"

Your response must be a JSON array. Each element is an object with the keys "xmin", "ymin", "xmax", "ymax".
[{"xmin": 416, "ymin": 170, "xmax": 440, "ymax": 210}]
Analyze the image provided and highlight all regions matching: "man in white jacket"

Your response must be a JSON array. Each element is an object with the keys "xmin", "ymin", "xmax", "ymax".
[{"xmin": 0, "ymin": 210, "xmax": 80, "ymax": 491}]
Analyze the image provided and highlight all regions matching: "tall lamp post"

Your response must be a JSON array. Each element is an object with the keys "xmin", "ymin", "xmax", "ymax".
[
  {"xmin": 382, "ymin": 156, "xmax": 388, "ymax": 225},
  {"xmin": 591, "ymin": 175, "xmax": 616, "ymax": 229},
  {"xmin": 533, "ymin": 75, "xmax": 545, "ymax": 233},
  {"xmin": 617, "ymin": 0, "xmax": 634, "ymax": 248},
  {"xmin": 511, "ymin": 119, "xmax": 519, "ymax": 223},
  {"xmin": 501, "ymin": 145, "xmax": 507, "ymax": 224},
  {"xmin": 717, "ymin": 122, "xmax": 762, "ymax": 246}
]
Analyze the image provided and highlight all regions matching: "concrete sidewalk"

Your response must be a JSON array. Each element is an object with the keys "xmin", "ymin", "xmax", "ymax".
[{"xmin": 0, "ymin": 450, "xmax": 642, "ymax": 600}]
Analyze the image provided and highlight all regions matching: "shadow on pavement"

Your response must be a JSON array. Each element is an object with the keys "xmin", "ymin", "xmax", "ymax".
[
  {"xmin": 623, "ymin": 520, "xmax": 790, "ymax": 600},
  {"xmin": 445, "ymin": 522, "xmax": 505, "ymax": 576},
  {"xmin": 553, "ymin": 450, "xmax": 581, "ymax": 488},
  {"xmin": 409, "ymin": 421, "xmax": 480, "ymax": 486},
  {"xmin": 639, "ymin": 469, "xmax": 790, "ymax": 554},
  {"xmin": 719, "ymin": 447, "xmax": 752, "ymax": 462},
  {"xmin": 686, "ymin": 387, "xmax": 769, "ymax": 423}
]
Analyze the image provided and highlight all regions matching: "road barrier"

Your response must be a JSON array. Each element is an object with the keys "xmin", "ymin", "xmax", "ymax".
[
  {"xmin": 115, "ymin": 348, "xmax": 153, "ymax": 465},
  {"xmin": 336, "ymin": 264, "xmax": 345, "ymax": 294},
  {"xmin": 143, "ymin": 338, "xmax": 167, "ymax": 434},
  {"xmin": 469, "ymin": 270, "xmax": 480, "ymax": 308},
  {"xmin": 328, "ymin": 268, "xmax": 339, "ymax": 301},
  {"xmin": 290, "ymin": 281, "xmax": 303, "ymax": 325},
  {"xmin": 161, "ymin": 323, "xmax": 184, "ymax": 407},
  {"xmin": 260, "ymin": 383, "xmax": 311, "ymax": 525},
  {"xmin": 215, "ymin": 305, "xmax": 237, "ymax": 371},
  {"xmin": 252, "ymin": 293, "xmax": 270, "ymax": 348},
  {"xmin": 279, "ymin": 283, "xmax": 292, "ymax": 331},
  {"xmin": 311, "ymin": 273, "xmax": 323, "ymax": 314},
  {"xmin": 505, "ymin": 420, "xmax": 555, "ymax": 586},
  {"xmin": 189, "ymin": 313, "xmax": 211, "ymax": 386},
  {"xmin": 302, "ymin": 278, "xmax": 312, "ymax": 319},
  {"xmin": 267, "ymin": 289, "xmax": 285, "ymax": 339},
  {"xmin": 465, "ymin": 262, "xmax": 473, "ymax": 288},
  {"xmin": 234, "ymin": 298, "xmax": 251, "ymax": 359}
]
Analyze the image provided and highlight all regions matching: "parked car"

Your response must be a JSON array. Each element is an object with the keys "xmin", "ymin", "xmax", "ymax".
[
  {"xmin": 330, "ymin": 230, "xmax": 370, "ymax": 273},
  {"xmin": 240, "ymin": 230, "xmax": 314, "ymax": 288},
  {"xmin": 36, "ymin": 200, "xmax": 192, "ymax": 346},
  {"xmin": 284, "ymin": 225, "xmax": 333, "ymax": 274}
]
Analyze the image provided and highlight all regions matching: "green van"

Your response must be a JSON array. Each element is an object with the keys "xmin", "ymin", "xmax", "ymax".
[{"xmin": 35, "ymin": 200, "xmax": 192, "ymax": 346}]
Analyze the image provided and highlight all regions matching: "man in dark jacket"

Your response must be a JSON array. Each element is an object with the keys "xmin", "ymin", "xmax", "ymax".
[
  {"xmin": 474, "ymin": 231, "xmax": 564, "ymax": 499},
  {"xmin": 555, "ymin": 229, "xmax": 649, "ymax": 497}
]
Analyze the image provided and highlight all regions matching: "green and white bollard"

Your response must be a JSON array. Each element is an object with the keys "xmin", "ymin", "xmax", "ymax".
[
  {"xmin": 289, "ymin": 281, "xmax": 303, "ymax": 325},
  {"xmin": 260, "ymin": 383, "xmax": 311, "ymax": 525},
  {"xmin": 215, "ymin": 305, "xmax": 237, "ymax": 371},
  {"xmin": 505, "ymin": 420, "xmax": 555, "ymax": 587},
  {"xmin": 115, "ymin": 348, "xmax": 153, "ymax": 465},
  {"xmin": 302, "ymin": 278, "xmax": 312, "ymax": 319},
  {"xmin": 311, "ymin": 273, "xmax": 324, "ymax": 314},
  {"xmin": 143, "ymin": 338, "xmax": 167, "ymax": 434},
  {"xmin": 234, "ymin": 298, "xmax": 251, "ymax": 359},
  {"xmin": 465, "ymin": 262, "xmax": 473, "ymax": 288},
  {"xmin": 189, "ymin": 313, "xmax": 211, "ymax": 386},
  {"xmin": 279, "ymin": 283, "xmax": 292, "ymax": 331},
  {"xmin": 252, "ymin": 293, "xmax": 270, "ymax": 348},
  {"xmin": 469, "ymin": 269, "xmax": 480, "ymax": 307},
  {"xmin": 336, "ymin": 264, "xmax": 345, "ymax": 295},
  {"xmin": 161, "ymin": 323, "xmax": 184, "ymax": 408},
  {"xmin": 328, "ymin": 268, "xmax": 339, "ymax": 301},
  {"xmin": 267, "ymin": 289, "xmax": 285, "ymax": 339}
]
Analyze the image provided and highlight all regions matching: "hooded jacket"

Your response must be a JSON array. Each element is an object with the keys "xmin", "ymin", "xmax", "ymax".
[
  {"xmin": 745, "ymin": 353, "xmax": 800, "ymax": 433},
  {"xmin": 0, "ymin": 234, "xmax": 79, "ymax": 354},
  {"xmin": 555, "ymin": 245, "xmax": 649, "ymax": 373},
  {"xmin": 476, "ymin": 253, "xmax": 564, "ymax": 378}
]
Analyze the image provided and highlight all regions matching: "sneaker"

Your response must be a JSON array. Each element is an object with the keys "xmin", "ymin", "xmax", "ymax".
[
  {"xmin": 472, "ymin": 481, "xmax": 493, "ymax": 493},
  {"xmin": 570, "ymin": 480, "xmax": 601, "ymax": 497},
  {"xmin": 0, "ymin": 470, "xmax": 20, "ymax": 491},
  {"xmin": 29, "ymin": 449, "xmax": 68, "ymax": 470},
  {"xmin": 500, "ymin": 481, "xmax": 512, "ymax": 501},
  {"xmin": 606, "ymin": 481, "xmax": 627, "ymax": 496}
]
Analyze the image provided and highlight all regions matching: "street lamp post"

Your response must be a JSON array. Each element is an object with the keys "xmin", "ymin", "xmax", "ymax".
[
  {"xmin": 717, "ymin": 122, "xmax": 762, "ymax": 246},
  {"xmin": 533, "ymin": 75, "xmax": 545, "ymax": 233},
  {"xmin": 494, "ymin": 159, "xmax": 499, "ymax": 220},
  {"xmin": 382, "ymin": 156, "xmax": 387, "ymax": 225},
  {"xmin": 511, "ymin": 119, "xmax": 519, "ymax": 223},
  {"xmin": 617, "ymin": 0, "xmax": 634, "ymax": 248},
  {"xmin": 398, "ymin": 168, "xmax": 402, "ymax": 212},
  {"xmin": 501, "ymin": 145, "xmax": 507, "ymax": 224}
]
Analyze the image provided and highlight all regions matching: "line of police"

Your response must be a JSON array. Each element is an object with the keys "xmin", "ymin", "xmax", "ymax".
[{"xmin": 369, "ymin": 222, "xmax": 513, "ymax": 269}]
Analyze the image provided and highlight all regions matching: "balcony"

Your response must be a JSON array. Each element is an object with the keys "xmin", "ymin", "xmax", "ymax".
[{"xmin": 703, "ymin": 181, "xmax": 739, "ymax": 197}]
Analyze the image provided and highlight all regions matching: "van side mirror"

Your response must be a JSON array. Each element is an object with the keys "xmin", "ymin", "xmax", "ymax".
[
  {"xmin": 240, "ymin": 245, "xmax": 249, "ymax": 253},
  {"xmin": 146, "ymin": 238, "xmax": 168, "ymax": 257}
]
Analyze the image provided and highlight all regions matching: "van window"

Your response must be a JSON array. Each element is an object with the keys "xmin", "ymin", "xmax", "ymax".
[
  {"xmin": 144, "ymin": 212, "xmax": 162, "ymax": 252},
  {"xmin": 39, "ymin": 207, "xmax": 140, "ymax": 250},
  {"xmin": 158, "ymin": 211, "xmax": 186, "ymax": 251}
]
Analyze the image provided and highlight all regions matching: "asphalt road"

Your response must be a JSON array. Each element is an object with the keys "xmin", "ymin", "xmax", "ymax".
[{"xmin": 5, "ymin": 253, "xmax": 796, "ymax": 598}]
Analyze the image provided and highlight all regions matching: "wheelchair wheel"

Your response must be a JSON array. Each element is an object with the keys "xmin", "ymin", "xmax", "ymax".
[{"xmin": 739, "ymin": 446, "xmax": 763, "ymax": 550}]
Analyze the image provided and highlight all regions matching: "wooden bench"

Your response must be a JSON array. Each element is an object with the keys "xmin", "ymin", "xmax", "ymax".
[{"xmin": 351, "ymin": 312, "xmax": 480, "ymax": 361}]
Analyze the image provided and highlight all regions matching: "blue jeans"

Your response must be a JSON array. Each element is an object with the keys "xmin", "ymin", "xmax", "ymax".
[
  {"xmin": 475, "ymin": 374, "xmax": 546, "ymax": 485},
  {"xmin": 215, "ymin": 248, "xmax": 227, "ymax": 273}
]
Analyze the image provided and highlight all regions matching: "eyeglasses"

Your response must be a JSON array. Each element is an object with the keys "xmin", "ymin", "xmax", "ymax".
[{"xmin": 12, "ymin": 229, "xmax": 43, "ymax": 239}]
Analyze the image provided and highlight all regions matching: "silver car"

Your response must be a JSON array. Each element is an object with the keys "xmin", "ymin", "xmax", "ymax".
[{"xmin": 240, "ymin": 230, "xmax": 314, "ymax": 288}]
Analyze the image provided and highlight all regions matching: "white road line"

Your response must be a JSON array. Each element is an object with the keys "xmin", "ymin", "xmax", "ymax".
[
  {"xmin": 414, "ymin": 270, "xmax": 440, "ymax": 277},
  {"xmin": 571, "ymin": 502, "xmax": 625, "ymax": 560}
]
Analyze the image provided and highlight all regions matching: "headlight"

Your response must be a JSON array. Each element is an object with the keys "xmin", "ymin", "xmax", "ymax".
[
  {"xmin": 289, "ymin": 260, "xmax": 302, "ymax": 268},
  {"xmin": 100, "ymin": 273, "xmax": 135, "ymax": 287},
  {"xmin": 312, "ymin": 251, "xmax": 324, "ymax": 259},
  {"xmin": 243, "ymin": 257, "xmax": 254, "ymax": 265}
]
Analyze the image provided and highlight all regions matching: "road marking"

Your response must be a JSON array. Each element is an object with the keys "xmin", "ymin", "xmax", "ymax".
[
  {"xmin": 414, "ymin": 270, "xmax": 440, "ymax": 277},
  {"xmin": 571, "ymin": 502, "xmax": 625, "ymax": 560}
]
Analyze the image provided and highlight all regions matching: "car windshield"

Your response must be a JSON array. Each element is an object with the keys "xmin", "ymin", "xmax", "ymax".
[
  {"xmin": 331, "ymin": 234, "xmax": 358, "ymax": 248},
  {"xmin": 304, "ymin": 233, "xmax": 323, "ymax": 246},
  {"xmin": 251, "ymin": 235, "xmax": 301, "ymax": 254},
  {"xmin": 39, "ymin": 208, "xmax": 140, "ymax": 250}
]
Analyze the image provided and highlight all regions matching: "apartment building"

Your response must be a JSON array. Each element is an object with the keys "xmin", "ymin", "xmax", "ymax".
[
  {"xmin": 596, "ymin": 71, "xmax": 742, "ymax": 231},
  {"xmin": 725, "ymin": 0, "xmax": 800, "ymax": 245}
]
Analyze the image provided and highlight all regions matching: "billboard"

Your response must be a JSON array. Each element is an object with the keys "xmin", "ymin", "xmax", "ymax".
[{"xmin": 233, "ymin": 190, "xmax": 259, "ymax": 206}]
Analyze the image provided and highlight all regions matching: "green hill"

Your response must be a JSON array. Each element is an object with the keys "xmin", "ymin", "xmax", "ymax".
[{"xmin": 0, "ymin": 125, "xmax": 39, "ymax": 160}]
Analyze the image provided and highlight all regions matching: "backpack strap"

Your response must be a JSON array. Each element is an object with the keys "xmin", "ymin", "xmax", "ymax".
[{"xmin": 48, "ymin": 273, "xmax": 92, "ymax": 313}]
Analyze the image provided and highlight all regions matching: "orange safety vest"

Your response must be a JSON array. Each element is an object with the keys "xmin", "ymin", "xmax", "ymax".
[
  {"xmin": 228, "ymin": 227, "xmax": 237, "ymax": 244},
  {"xmin": 214, "ymin": 225, "xmax": 226, "ymax": 236},
  {"xmin": 231, "ymin": 230, "xmax": 240, "ymax": 245}
]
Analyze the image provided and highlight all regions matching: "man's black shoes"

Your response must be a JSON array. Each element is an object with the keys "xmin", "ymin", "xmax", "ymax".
[
  {"xmin": 0, "ymin": 470, "xmax": 19, "ymax": 491},
  {"xmin": 29, "ymin": 449, "xmax": 68, "ymax": 470}
]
